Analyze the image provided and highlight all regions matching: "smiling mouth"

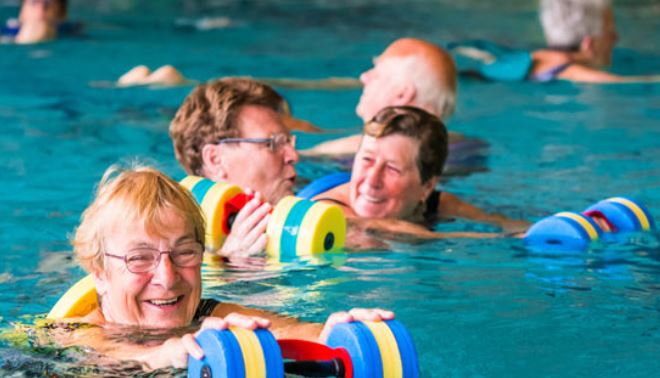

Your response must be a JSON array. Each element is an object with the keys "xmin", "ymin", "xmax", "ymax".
[
  {"xmin": 147, "ymin": 296, "xmax": 183, "ymax": 306},
  {"xmin": 361, "ymin": 194, "xmax": 384, "ymax": 204}
]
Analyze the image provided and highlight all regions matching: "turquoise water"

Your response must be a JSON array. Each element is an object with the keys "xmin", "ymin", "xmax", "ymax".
[{"xmin": 1, "ymin": 0, "xmax": 659, "ymax": 376}]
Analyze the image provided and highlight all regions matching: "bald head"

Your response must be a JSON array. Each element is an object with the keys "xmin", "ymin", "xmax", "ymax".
[
  {"xmin": 381, "ymin": 38, "xmax": 456, "ymax": 83},
  {"xmin": 356, "ymin": 38, "xmax": 457, "ymax": 122}
]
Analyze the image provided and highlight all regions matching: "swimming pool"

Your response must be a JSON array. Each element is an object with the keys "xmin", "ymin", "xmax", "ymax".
[{"xmin": 1, "ymin": 0, "xmax": 659, "ymax": 376}]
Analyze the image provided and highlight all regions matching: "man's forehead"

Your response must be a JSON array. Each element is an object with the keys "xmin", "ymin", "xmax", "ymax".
[{"xmin": 237, "ymin": 105, "xmax": 286, "ymax": 136}]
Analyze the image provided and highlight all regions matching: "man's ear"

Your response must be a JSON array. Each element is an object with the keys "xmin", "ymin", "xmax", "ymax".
[
  {"xmin": 580, "ymin": 36, "xmax": 595, "ymax": 58},
  {"xmin": 393, "ymin": 81, "xmax": 416, "ymax": 106},
  {"xmin": 201, "ymin": 144, "xmax": 228, "ymax": 180}
]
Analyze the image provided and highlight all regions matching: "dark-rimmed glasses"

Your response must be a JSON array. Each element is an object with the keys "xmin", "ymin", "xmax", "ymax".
[
  {"xmin": 104, "ymin": 242, "xmax": 204, "ymax": 274},
  {"xmin": 216, "ymin": 133, "xmax": 296, "ymax": 152}
]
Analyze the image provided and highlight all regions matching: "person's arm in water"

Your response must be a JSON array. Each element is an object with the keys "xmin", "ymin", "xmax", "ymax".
[
  {"xmin": 302, "ymin": 132, "xmax": 466, "ymax": 157},
  {"xmin": 558, "ymin": 64, "xmax": 660, "ymax": 83},
  {"xmin": 313, "ymin": 186, "xmax": 501, "ymax": 242},
  {"xmin": 259, "ymin": 77, "xmax": 361, "ymax": 90},
  {"xmin": 438, "ymin": 192, "xmax": 530, "ymax": 234},
  {"xmin": 300, "ymin": 134, "xmax": 363, "ymax": 157},
  {"xmin": 532, "ymin": 51, "xmax": 660, "ymax": 84},
  {"xmin": 54, "ymin": 306, "xmax": 392, "ymax": 370},
  {"xmin": 350, "ymin": 217, "xmax": 501, "ymax": 240}
]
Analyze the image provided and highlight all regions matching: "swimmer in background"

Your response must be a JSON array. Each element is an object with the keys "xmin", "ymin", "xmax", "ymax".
[
  {"xmin": 311, "ymin": 106, "xmax": 530, "ymax": 240},
  {"xmin": 49, "ymin": 164, "xmax": 393, "ymax": 371},
  {"xmin": 119, "ymin": 37, "xmax": 461, "ymax": 159},
  {"xmin": 300, "ymin": 37, "xmax": 460, "ymax": 158},
  {"xmin": 6, "ymin": 0, "xmax": 67, "ymax": 44},
  {"xmin": 453, "ymin": 0, "xmax": 660, "ymax": 83},
  {"xmin": 530, "ymin": 0, "xmax": 659, "ymax": 83}
]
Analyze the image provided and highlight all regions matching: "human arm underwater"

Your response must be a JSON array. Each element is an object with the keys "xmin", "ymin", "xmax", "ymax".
[
  {"xmin": 301, "ymin": 131, "xmax": 466, "ymax": 157},
  {"xmin": 558, "ymin": 64, "xmax": 660, "ymax": 83},
  {"xmin": 259, "ymin": 77, "xmax": 362, "ymax": 90},
  {"xmin": 52, "ymin": 305, "xmax": 392, "ymax": 370},
  {"xmin": 437, "ymin": 192, "xmax": 530, "ymax": 235}
]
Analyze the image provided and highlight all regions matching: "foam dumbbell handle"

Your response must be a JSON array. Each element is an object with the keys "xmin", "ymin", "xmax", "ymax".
[
  {"xmin": 223, "ymin": 192, "xmax": 255, "ymax": 232},
  {"xmin": 278, "ymin": 339, "xmax": 352, "ymax": 377}
]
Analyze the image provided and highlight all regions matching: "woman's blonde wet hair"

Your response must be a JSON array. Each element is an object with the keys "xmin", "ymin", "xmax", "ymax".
[{"xmin": 72, "ymin": 164, "xmax": 205, "ymax": 273}]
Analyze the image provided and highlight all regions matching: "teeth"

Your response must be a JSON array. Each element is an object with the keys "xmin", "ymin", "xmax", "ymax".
[
  {"xmin": 362, "ymin": 194, "xmax": 382, "ymax": 203},
  {"xmin": 149, "ymin": 297, "xmax": 179, "ymax": 305}
]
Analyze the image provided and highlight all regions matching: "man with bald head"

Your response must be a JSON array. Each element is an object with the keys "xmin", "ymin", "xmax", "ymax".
[
  {"xmin": 303, "ymin": 37, "xmax": 461, "ymax": 156},
  {"xmin": 357, "ymin": 38, "xmax": 456, "ymax": 122}
]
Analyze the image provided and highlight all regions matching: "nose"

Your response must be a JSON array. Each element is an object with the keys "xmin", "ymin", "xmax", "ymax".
[
  {"xmin": 360, "ymin": 68, "xmax": 374, "ymax": 84},
  {"xmin": 151, "ymin": 252, "xmax": 178, "ymax": 289},
  {"xmin": 365, "ymin": 163, "xmax": 384, "ymax": 188},
  {"xmin": 283, "ymin": 143, "xmax": 299, "ymax": 165}
]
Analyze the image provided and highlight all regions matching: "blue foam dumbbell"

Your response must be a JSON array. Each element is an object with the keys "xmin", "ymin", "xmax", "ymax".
[
  {"xmin": 189, "ymin": 328, "xmax": 283, "ymax": 378},
  {"xmin": 325, "ymin": 319, "xmax": 420, "ymax": 378},
  {"xmin": 583, "ymin": 197, "xmax": 655, "ymax": 232},
  {"xmin": 190, "ymin": 319, "xmax": 420, "ymax": 378},
  {"xmin": 524, "ymin": 211, "xmax": 604, "ymax": 251}
]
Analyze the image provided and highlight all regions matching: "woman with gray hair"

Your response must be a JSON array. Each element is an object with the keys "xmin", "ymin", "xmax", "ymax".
[{"xmin": 531, "ymin": 0, "xmax": 658, "ymax": 83}]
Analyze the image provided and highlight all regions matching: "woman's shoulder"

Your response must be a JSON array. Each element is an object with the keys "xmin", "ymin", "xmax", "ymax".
[{"xmin": 530, "ymin": 50, "xmax": 573, "ymax": 77}]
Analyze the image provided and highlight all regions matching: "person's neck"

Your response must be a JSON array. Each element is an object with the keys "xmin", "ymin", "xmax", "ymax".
[{"xmin": 544, "ymin": 47, "xmax": 596, "ymax": 68}]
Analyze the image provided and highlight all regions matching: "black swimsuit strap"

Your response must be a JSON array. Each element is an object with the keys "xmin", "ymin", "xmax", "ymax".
[
  {"xmin": 193, "ymin": 298, "xmax": 220, "ymax": 322},
  {"xmin": 424, "ymin": 190, "xmax": 442, "ymax": 221}
]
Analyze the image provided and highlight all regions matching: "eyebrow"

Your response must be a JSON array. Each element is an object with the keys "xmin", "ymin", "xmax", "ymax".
[
  {"xmin": 174, "ymin": 235, "xmax": 197, "ymax": 245},
  {"xmin": 124, "ymin": 234, "xmax": 197, "ymax": 249},
  {"xmin": 126, "ymin": 241, "xmax": 156, "ymax": 250}
]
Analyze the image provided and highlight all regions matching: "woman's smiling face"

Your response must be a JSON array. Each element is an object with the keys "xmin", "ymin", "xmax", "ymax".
[
  {"xmin": 349, "ymin": 134, "xmax": 434, "ymax": 220},
  {"xmin": 95, "ymin": 208, "xmax": 202, "ymax": 328}
]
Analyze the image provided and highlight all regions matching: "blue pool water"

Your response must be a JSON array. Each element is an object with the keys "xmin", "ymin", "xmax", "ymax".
[{"xmin": 1, "ymin": 0, "xmax": 659, "ymax": 376}]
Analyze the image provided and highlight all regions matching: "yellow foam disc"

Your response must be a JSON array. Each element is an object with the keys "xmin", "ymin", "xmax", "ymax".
[
  {"xmin": 555, "ymin": 212, "xmax": 599, "ymax": 241},
  {"xmin": 607, "ymin": 197, "xmax": 651, "ymax": 231},
  {"xmin": 230, "ymin": 327, "xmax": 266, "ymax": 378},
  {"xmin": 266, "ymin": 196, "xmax": 299, "ymax": 258},
  {"xmin": 47, "ymin": 274, "xmax": 97, "ymax": 320},
  {"xmin": 364, "ymin": 321, "xmax": 403, "ymax": 378},
  {"xmin": 296, "ymin": 202, "xmax": 346, "ymax": 256},
  {"xmin": 202, "ymin": 253, "xmax": 224, "ymax": 267},
  {"xmin": 181, "ymin": 176, "xmax": 244, "ymax": 250},
  {"xmin": 179, "ymin": 175, "xmax": 204, "ymax": 192}
]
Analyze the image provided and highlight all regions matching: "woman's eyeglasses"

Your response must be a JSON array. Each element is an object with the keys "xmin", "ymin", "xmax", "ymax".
[{"xmin": 104, "ymin": 242, "xmax": 204, "ymax": 273}]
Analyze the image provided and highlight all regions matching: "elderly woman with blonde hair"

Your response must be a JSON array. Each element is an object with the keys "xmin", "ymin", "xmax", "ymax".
[{"xmin": 53, "ymin": 164, "xmax": 392, "ymax": 370}]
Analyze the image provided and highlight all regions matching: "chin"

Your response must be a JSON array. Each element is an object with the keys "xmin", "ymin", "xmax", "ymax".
[
  {"xmin": 146, "ymin": 315, "xmax": 190, "ymax": 329},
  {"xmin": 354, "ymin": 201, "xmax": 387, "ymax": 219},
  {"xmin": 356, "ymin": 105, "xmax": 368, "ymax": 120}
]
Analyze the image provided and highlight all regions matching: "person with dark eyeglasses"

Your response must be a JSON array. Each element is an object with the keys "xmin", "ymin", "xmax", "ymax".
[{"xmin": 170, "ymin": 77, "xmax": 305, "ymax": 258}]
